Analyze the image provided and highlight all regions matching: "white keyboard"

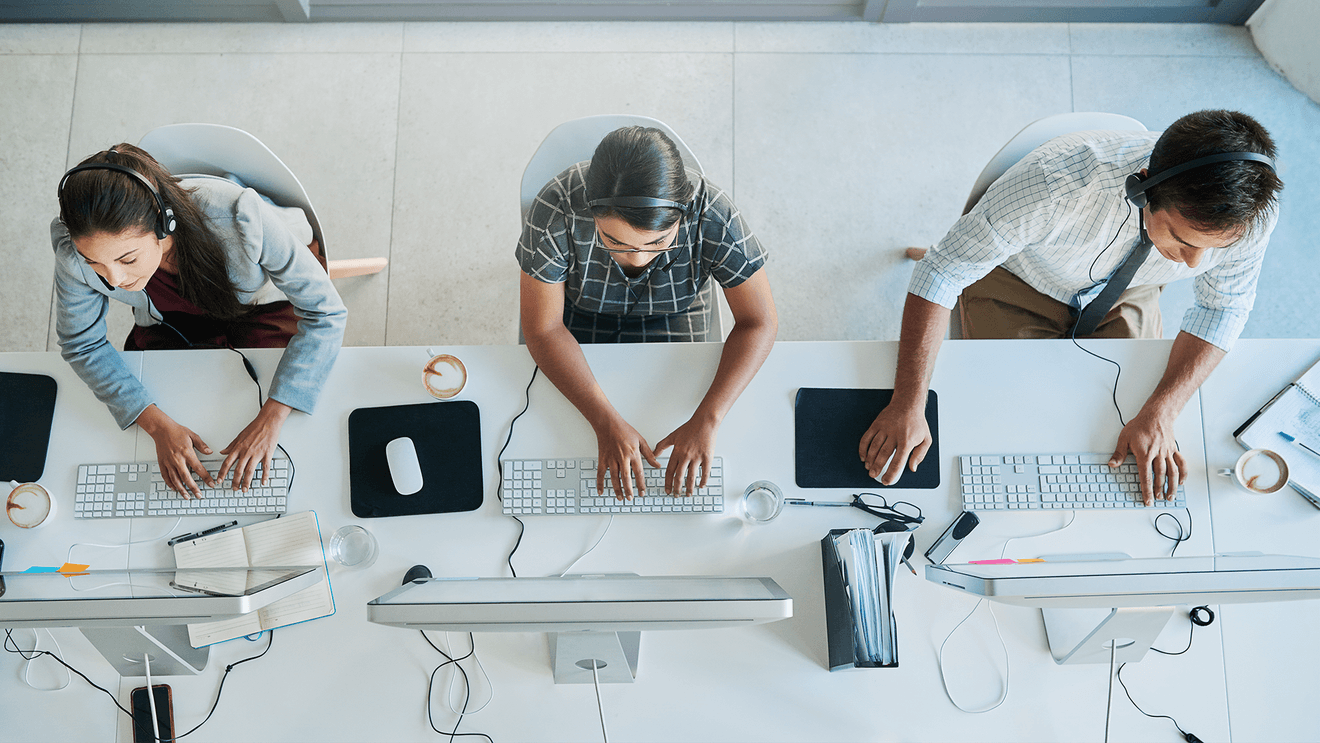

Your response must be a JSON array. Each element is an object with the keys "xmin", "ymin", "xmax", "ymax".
[
  {"xmin": 500, "ymin": 457, "xmax": 724, "ymax": 515},
  {"xmin": 960, "ymin": 453, "xmax": 1186, "ymax": 511},
  {"xmin": 74, "ymin": 454, "xmax": 291, "ymax": 519}
]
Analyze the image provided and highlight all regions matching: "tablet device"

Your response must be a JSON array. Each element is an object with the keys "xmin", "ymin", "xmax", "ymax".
[
  {"xmin": 794, "ymin": 388, "xmax": 939, "ymax": 489},
  {"xmin": 348, "ymin": 400, "xmax": 483, "ymax": 518}
]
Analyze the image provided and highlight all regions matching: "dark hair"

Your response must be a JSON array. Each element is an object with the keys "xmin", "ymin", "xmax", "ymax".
[
  {"xmin": 1145, "ymin": 110, "xmax": 1282, "ymax": 237},
  {"xmin": 59, "ymin": 143, "xmax": 249, "ymax": 320},
  {"xmin": 585, "ymin": 126, "xmax": 695, "ymax": 232}
]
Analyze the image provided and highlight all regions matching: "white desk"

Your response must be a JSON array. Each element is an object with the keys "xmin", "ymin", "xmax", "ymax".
[
  {"xmin": 1199, "ymin": 340, "xmax": 1320, "ymax": 743},
  {"xmin": 0, "ymin": 339, "xmax": 1301, "ymax": 742}
]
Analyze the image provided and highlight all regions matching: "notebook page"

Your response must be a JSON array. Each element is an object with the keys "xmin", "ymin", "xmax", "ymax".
[
  {"xmin": 186, "ymin": 613, "xmax": 264, "ymax": 648},
  {"xmin": 172, "ymin": 530, "xmax": 250, "ymax": 597},
  {"xmin": 1240, "ymin": 390, "xmax": 1320, "ymax": 497},
  {"xmin": 1294, "ymin": 356, "xmax": 1320, "ymax": 397},
  {"xmin": 240, "ymin": 511, "xmax": 333, "ymax": 632}
]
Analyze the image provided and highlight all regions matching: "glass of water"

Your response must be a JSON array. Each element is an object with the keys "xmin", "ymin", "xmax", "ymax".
[{"xmin": 329, "ymin": 525, "xmax": 379, "ymax": 569}]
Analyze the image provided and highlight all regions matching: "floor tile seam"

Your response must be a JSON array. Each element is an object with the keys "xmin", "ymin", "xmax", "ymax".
[
  {"xmin": 382, "ymin": 46, "xmax": 405, "ymax": 346},
  {"xmin": 49, "ymin": 24, "xmax": 83, "ymax": 352}
]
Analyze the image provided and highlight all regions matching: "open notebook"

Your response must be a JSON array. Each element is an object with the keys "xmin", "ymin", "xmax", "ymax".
[
  {"xmin": 1235, "ymin": 355, "xmax": 1320, "ymax": 508},
  {"xmin": 172, "ymin": 510, "xmax": 334, "ymax": 647}
]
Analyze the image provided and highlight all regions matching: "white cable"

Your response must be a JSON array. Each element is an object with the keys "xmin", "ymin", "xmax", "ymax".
[
  {"xmin": 935, "ymin": 512, "xmax": 1078, "ymax": 713},
  {"xmin": 591, "ymin": 660, "xmax": 609, "ymax": 743},
  {"xmin": 16, "ymin": 629, "xmax": 71, "ymax": 692},
  {"xmin": 66, "ymin": 516, "xmax": 184, "ymax": 563},
  {"xmin": 442, "ymin": 631, "xmax": 493, "ymax": 715},
  {"xmin": 559, "ymin": 515, "xmax": 615, "ymax": 577}
]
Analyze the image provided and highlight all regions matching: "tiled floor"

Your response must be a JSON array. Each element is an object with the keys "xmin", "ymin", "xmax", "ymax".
[{"xmin": 2, "ymin": 21, "xmax": 1317, "ymax": 353}]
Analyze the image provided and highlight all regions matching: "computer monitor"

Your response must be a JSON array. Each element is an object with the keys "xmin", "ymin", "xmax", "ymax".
[
  {"xmin": 367, "ymin": 574, "xmax": 793, "ymax": 684},
  {"xmin": 0, "ymin": 566, "xmax": 322, "ymax": 676},
  {"xmin": 925, "ymin": 552, "xmax": 1320, "ymax": 664}
]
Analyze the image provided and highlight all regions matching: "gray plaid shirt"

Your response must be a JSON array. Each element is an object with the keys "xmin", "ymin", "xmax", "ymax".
[{"xmin": 518, "ymin": 162, "xmax": 766, "ymax": 342}]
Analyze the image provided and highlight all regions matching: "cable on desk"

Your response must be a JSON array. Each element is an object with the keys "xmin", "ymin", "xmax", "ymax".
[
  {"xmin": 6, "ymin": 628, "xmax": 71, "ymax": 691},
  {"xmin": 559, "ymin": 515, "xmax": 615, "ymax": 577},
  {"xmin": 1154, "ymin": 508, "xmax": 1193, "ymax": 557},
  {"xmin": 165, "ymin": 628, "xmax": 276, "ymax": 741},
  {"xmin": 421, "ymin": 631, "xmax": 493, "ymax": 743},
  {"xmin": 590, "ymin": 659, "xmax": 610, "ymax": 743},
  {"xmin": 441, "ymin": 631, "xmax": 492, "ymax": 715},
  {"xmin": 496, "ymin": 365, "xmax": 540, "ymax": 578},
  {"xmin": 935, "ymin": 512, "xmax": 1077, "ymax": 714},
  {"xmin": 1109, "ymin": 606, "xmax": 1212, "ymax": 742},
  {"xmin": 5, "ymin": 628, "xmax": 128, "ymax": 714}
]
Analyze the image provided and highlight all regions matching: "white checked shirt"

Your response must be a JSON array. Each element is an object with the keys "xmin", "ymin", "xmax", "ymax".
[{"xmin": 910, "ymin": 131, "xmax": 1277, "ymax": 351}]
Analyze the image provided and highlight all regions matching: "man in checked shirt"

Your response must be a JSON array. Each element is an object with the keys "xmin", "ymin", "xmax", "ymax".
[{"xmin": 860, "ymin": 110, "xmax": 1283, "ymax": 506}]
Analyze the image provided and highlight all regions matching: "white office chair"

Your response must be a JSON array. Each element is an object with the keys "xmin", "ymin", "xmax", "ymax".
[
  {"xmin": 519, "ymin": 115, "xmax": 727, "ymax": 342},
  {"xmin": 138, "ymin": 124, "xmax": 387, "ymax": 280},
  {"xmin": 906, "ymin": 112, "xmax": 1147, "ymax": 338}
]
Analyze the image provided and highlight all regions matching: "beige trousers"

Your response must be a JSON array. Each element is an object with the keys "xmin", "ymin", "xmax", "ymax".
[{"xmin": 959, "ymin": 266, "xmax": 1163, "ymax": 340}]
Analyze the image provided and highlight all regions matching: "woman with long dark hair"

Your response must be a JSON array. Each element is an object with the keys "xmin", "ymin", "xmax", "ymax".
[
  {"xmin": 53, "ymin": 144, "xmax": 346, "ymax": 497},
  {"xmin": 518, "ymin": 126, "xmax": 777, "ymax": 501}
]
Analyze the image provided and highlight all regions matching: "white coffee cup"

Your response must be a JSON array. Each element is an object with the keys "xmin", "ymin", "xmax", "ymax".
[
  {"xmin": 423, "ymin": 353, "xmax": 467, "ymax": 399},
  {"xmin": 1217, "ymin": 449, "xmax": 1289, "ymax": 494},
  {"xmin": 7, "ymin": 481, "xmax": 56, "ymax": 529}
]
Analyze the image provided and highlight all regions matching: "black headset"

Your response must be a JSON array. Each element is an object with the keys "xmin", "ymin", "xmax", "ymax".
[
  {"xmin": 587, "ymin": 195, "xmax": 688, "ymax": 211},
  {"xmin": 57, "ymin": 155, "xmax": 177, "ymax": 240},
  {"xmin": 1125, "ymin": 150, "xmax": 1276, "ymax": 209}
]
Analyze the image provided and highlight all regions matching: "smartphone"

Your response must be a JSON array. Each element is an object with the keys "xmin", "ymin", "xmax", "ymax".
[{"xmin": 131, "ymin": 684, "xmax": 175, "ymax": 743}]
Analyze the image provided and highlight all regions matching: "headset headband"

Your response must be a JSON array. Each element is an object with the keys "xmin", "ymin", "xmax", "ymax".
[
  {"xmin": 1126, "ymin": 150, "xmax": 1276, "ymax": 208},
  {"xmin": 588, "ymin": 196, "xmax": 687, "ymax": 211},
  {"xmin": 58, "ymin": 158, "xmax": 176, "ymax": 239}
]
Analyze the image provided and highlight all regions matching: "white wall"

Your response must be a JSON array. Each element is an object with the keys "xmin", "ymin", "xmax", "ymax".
[{"xmin": 1248, "ymin": 0, "xmax": 1320, "ymax": 105}]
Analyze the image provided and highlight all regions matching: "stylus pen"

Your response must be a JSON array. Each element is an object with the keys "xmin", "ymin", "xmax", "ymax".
[{"xmin": 784, "ymin": 499, "xmax": 853, "ymax": 507}]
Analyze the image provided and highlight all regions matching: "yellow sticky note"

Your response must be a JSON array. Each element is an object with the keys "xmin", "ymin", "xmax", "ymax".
[
  {"xmin": 58, "ymin": 562, "xmax": 91, "ymax": 574},
  {"xmin": 1016, "ymin": 558, "xmax": 1046, "ymax": 563}
]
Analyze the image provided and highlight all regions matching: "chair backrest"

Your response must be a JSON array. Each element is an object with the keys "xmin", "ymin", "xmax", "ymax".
[
  {"xmin": 519, "ymin": 114, "xmax": 704, "ymax": 220},
  {"xmin": 963, "ymin": 112, "xmax": 1147, "ymax": 215},
  {"xmin": 138, "ymin": 123, "xmax": 325, "ymax": 251}
]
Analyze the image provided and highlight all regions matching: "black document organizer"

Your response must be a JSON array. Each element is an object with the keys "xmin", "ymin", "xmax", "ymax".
[
  {"xmin": 0, "ymin": 372, "xmax": 58, "ymax": 483},
  {"xmin": 348, "ymin": 400, "xmax": 483, "ymax": 518},
  {"xmin": 821, "ymin": 529, "xmax": 898, "ymax": 670},
  {"xmin": 794, "ymin": 388, "xmax": 939, "ymax": 489}
]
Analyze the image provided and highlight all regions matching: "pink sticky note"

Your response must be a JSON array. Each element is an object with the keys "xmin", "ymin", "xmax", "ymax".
[{"xmin": 969, "ymin": 559, "xmax": 1016, "ymax": 565}]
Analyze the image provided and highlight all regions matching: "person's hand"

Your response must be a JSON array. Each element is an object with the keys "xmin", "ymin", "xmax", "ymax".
[
  {"xmin": 1110, "ymin": 407, "xmax": 1185, "ymax": 506},
  {"xmin": 218, "ymin": 401, "xmax": 292, "ymax": 492},
  {"xmin": 859, "ymin": 400, "xmax": 933, "ymax": 486},
  {"xmin": 654, "ymin": 414, "xmax": 719, "ymax": 497},
  {"xmin": 593, "ymin": 414, "xmax": 660, "ymax": 501},
  {"xmin": 137, "ymin": 405, "xmax": 215, "ymax": 499}
]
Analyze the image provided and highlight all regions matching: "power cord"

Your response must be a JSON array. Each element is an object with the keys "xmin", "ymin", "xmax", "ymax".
[
  {"xmin": 495, "ymin": 365, "xmax": 540, "ymax": 578},
  {"xmin": 421, "ymin": 631, "xmax": 493, "ymax": 743},
  {"xmin": 590, "ymin": 659, "xmax": 610, "ymax": 743}
]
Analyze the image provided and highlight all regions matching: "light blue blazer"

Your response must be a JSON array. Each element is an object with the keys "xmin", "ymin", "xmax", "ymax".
[{"xmin": 52, "ymin": 175, "xmax": 348, "ymax": 429}]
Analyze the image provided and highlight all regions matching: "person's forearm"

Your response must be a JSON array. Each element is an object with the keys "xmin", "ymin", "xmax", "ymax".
[
  {"xmin": 1140, "ymin": 331, "xmax": 1227, "ymax": 419},
  {"xmin": 892, "ymin": 293, "xmax": 952, "ymax": 410},
  {"xmin": 524, "ymin": 324, "xmax": 620, "ymax": 430},
  {"xmin": 690, "ymin": 313, "xmax": 777, "ymax": 427}
]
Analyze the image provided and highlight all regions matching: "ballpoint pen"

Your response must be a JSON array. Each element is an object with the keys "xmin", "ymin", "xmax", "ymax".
[
  {"xmin": 1279, "ymin": 431, "xmax": 1320, "ymax": 459},
  {"xmin": 168, "ymin": 520, "xmax": 239, "ymax": 547},
  {"xmin": 785, "ymin": 498, "xmax": 853, "ymax": 507}
]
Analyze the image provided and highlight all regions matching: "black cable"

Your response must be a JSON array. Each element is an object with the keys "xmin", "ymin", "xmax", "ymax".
[
  {"xmin": 496, "ymin": 365, "xmax": 539, "ymax": 578},
  {"xmin": 4, "ymin": 627, "xmax": 274, "ymax": 742},
  {"xmin": 1154, "ymin": 509, "xmax": 1192, "ymax": 557},
  {"xmin": 421, "ymin": 631, "xmax": 493, "ymax": 743},
  {"xmin": 1069, "ymin": 320, "xmax": 1128, "ymax": 428},
  {"xmin": 4, "ymin": 628, "xmax": 132, "ymax": 716},
  {"xmin": 1086, "ymin": 201, "xmax": 1135, "ymax": 285},
  {"xmin": 1113, "ymin": 606, "xmax": 1213, "ymax": 742}
]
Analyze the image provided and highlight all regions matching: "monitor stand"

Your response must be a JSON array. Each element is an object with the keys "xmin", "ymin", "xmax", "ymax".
[
  {"xmin": 1036, "ymin": 552, "xmax": 1177, "ymax": 665},
  {"xmin": 79, "ymin": 625, "xmax": 209, "ymax": 677},
  {"xmin": 549, "ymin": 631, "xmax": 640, "ymax": 684}
]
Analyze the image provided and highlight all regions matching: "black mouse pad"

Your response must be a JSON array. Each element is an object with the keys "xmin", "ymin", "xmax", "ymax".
[
  {"xmin": 794, "ymin": 388, "xmax": 939, "ymax": 489},
  {"xmin": 348, "ymin": 400, "xmax": 483, "ymax": 518},
  {"xmin": 0, "ymin": 372, "xmax": 58, "ymax": 483}
]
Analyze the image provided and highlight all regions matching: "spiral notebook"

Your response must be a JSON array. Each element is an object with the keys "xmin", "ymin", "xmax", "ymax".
[{"xmin": 1234, "ymin": 356, "xmax": 1320, "ymax": 508}]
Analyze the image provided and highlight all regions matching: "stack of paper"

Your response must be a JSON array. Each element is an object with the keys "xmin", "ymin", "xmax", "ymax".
[{"xmin": 829, "ymin": 528, "xmax": 908, "ymax": 667}]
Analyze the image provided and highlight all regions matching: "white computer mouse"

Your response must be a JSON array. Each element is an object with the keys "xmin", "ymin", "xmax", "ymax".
[{"xmin": 385, "ymin": 437, "xmax": 424, "ymax": 496}]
